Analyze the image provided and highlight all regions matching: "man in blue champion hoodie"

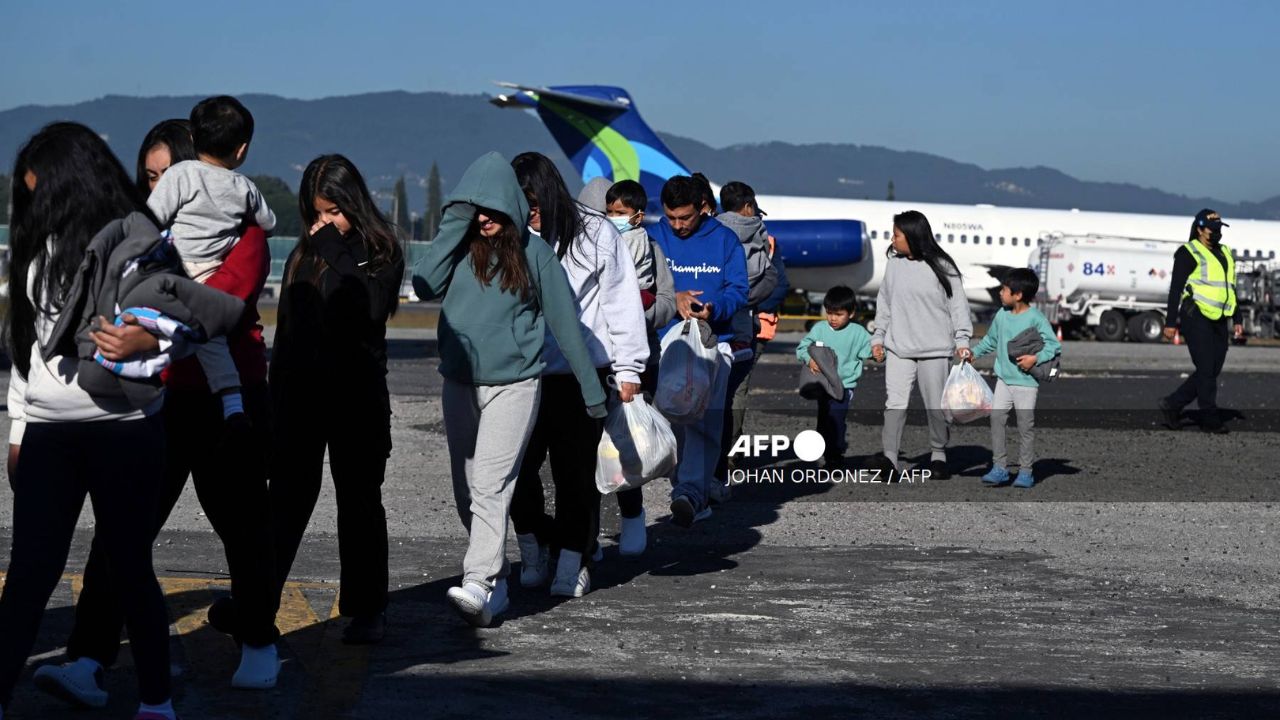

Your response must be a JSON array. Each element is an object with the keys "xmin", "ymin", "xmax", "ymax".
[{"xmin": 648, "ymin": 176, "xmax": 749, "ymax": 526}]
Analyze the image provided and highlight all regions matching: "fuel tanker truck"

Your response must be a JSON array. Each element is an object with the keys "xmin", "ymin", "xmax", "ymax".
[{"xmin": 1032, "ymin": 235, "xmax": 1280, "ymax": 342}]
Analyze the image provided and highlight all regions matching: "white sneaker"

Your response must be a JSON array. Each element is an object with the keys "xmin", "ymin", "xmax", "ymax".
[
  {"xmin": 516, "ymin": 533, "xmax": 549, "ymax": 588},
  {"xmin": 231, "ymin": 643, "xmax": 279, "ymax": 689},
  {"xmin": 549, "ymin": 550, "xmax": 591, "ymax": 598},
  {"xmin": 447, "ymin": 580, "xmax": 508, "ymax": 627},
  {"xmin": 619, "ymin": 510, "xmax": 647, "ymax": 556},
  {"xmin": 33, "ymin": 659, "xmax": 108, "ymax": 708}
]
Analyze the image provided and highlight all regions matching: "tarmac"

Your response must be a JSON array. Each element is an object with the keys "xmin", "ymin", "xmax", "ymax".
[{"xmin": 1, "ymin": 332, "xmax": 1279, "ymax": 719}]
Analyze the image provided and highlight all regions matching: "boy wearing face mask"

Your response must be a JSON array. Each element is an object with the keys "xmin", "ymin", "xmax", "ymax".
[{"xmin": 604, "ymin": 180, "xmax": 657, "ymax": 293}]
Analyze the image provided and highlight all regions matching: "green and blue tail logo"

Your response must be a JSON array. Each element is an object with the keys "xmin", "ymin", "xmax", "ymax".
[{"xmin": 491, "ymin": 83, "xmax": 690, "ymax": 207}]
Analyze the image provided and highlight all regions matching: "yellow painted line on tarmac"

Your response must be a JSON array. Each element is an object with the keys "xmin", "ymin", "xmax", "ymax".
[
  {"xmin": 69, "ymin": 575, "xmax": 84, "ymax": 605},
  {"xmin": 296, "ymin": 588, "xmax": 374, "ymax": 718},
  {"xmin": 0, "ymin": 573, "xmax": 375, "ymax": 712}
]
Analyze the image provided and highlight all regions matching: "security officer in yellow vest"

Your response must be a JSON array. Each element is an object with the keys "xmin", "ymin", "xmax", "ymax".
[{"xmin": 1158, "ymin": 209, "xmax": 1243, "ymax": 433}]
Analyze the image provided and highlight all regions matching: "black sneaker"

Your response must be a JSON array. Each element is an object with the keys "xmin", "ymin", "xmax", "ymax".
[
  {"xmin": 928, "ymin": 460, "xmax": 951, "ymax": 480},
  {"xmin": 867, "ymin": 453, "xmax": 898, "ymax": 483},
  {"xmin": 342, "ymin": 613, "xmax": 386, "ymax": 645},
  {"xmin": 1158, "ymin": 399, "xmax": 1182, "ymax": 430},
  {"xmin": 670, "ymin": 495, "xmax": 696, "ymax": 528}
]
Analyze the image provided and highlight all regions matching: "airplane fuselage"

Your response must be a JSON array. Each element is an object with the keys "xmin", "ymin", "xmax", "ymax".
[{"xmin": 760, "ymin": 195, "xmax": 1280, "ymax": 306}]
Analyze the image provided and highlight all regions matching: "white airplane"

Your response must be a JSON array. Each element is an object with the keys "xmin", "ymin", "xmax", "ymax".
[{"xmin": 492, "ymin": 82, "xmax": 1280, "ymax": 306}]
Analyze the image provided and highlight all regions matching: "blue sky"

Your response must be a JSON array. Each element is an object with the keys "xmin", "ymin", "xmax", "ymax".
[{"xmin": 2, "ymin": 0, "xmax": 1276, "ymax": 201}]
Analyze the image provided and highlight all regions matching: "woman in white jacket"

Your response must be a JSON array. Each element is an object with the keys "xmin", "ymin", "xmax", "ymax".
[
  {"xmin": 0, "ymin": 123, "xmax": 181, "ymax": 720},
  {"xmin": 508, "ymin": 153, "xmax": 649, "ymax": 598}
]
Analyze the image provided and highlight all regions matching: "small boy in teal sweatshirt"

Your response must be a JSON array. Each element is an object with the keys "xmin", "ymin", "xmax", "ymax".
[
  {"xmin": 797, "ymin": 286, "xmax": 872, "ymax": 466},
  {"xmin": 970, "ymin": 268, "xmax": 1061, "ymax": 488}
]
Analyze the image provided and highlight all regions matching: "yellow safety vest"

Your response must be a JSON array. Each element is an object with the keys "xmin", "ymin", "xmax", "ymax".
[{"xmin": 1182, "ymin": 239, "xmax": 1236, "ymax": 320}]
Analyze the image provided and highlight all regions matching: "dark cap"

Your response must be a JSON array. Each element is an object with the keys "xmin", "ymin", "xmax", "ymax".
[
  {"xmin": 719, "ymin": 181, "xmax": 767, "ymax": 216},
  {"xmin": 1194, "ymin": 208, "xmax": 1229, "ymax": 230}
]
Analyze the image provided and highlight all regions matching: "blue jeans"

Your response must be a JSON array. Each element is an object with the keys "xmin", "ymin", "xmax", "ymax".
[{"xmin": 817, "ymin": 388, "xmax": 854, "ymax": 458}]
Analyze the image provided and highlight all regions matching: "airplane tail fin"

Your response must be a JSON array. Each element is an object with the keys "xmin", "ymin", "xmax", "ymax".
[{"xmin": 491, "ymin": 83, "xmax": 690, "ymax": 207}]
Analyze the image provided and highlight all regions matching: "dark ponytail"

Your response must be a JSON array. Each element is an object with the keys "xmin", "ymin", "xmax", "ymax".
[{"xmin": 890, "ymin": 210, "xmax": 962, "ymax": 298}]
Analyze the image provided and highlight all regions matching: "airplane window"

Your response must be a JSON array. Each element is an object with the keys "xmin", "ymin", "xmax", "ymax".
[
  {"xmin": 1025, "ymin": 238, "xmax": 1031, "ymax": 247},
  {"xmin": 999, "ymin": 237, "xmax": 1005, "ymax": 245},
  {"xmin": 935, "ymin": 234, "xmax": 942, "ymax": 241},
  {"xmin": 870, "ymin": 230, "xmax": 877, "ymax": 239},
  {"xmin": 948, "ymin": 234, "xmax": 954, "ymax": 242},
  {"xmin": 1271, "ymin": 251, "xmax": 1276, "ymax": 259},
  {"xmin": 987, "ymin": 237, "xmax": 993, "ymax": 245},
  {"xmin": 960, "ymin": 235, "xmax": 966, "ymax": 244}
]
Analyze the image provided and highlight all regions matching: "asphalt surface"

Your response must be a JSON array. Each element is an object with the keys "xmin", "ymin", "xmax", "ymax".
[{"xmin": 1, "ymin": 335, "xmax": 1279, "ymax": 719}]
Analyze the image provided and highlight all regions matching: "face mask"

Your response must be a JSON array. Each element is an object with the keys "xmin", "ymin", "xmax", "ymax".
[
  {"xmin": 1209, "ymin": 230, "xmax": 1222, "ymax": 244},
  {"xmin": 608, "ymin": 215, "xmax": 635, "ymax": 234}
]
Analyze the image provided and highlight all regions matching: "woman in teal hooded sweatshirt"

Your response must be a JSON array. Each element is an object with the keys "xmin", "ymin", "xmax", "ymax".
[{"xmin": 413, "ymin": 152, "xmax": 607, "ymax": 628}]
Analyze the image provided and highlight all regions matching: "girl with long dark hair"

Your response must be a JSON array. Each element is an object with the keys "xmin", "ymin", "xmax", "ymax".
[
  {"xmin": 870, "ymin": 210, "xmax": 973, "ymax": 479},
  {"xmin": 31, "ymin": 116, "xmax": 282, "ymax": 708},
  {"xmin": 0, "ymin": 122, "xmax": 179, "ymax": 720},
  {"xmin": 269, "ymin": 154, "xmax": 405, "ymax": 644},
  {"xmin": 412, "ymin": 151, "xmax": 606, "ymax": 627},
  {"xmin": 508, "ymin": 152, "xmax": 648, "ymax": 598}
]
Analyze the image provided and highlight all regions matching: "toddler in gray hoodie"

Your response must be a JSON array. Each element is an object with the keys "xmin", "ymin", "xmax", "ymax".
[
  {"xmin": 147, "ymin": 96, "xmax": 275, "ymax": 419},
  {"xmin": 579, "ymin": 177, "xmax": 655, "ymax": 290}
]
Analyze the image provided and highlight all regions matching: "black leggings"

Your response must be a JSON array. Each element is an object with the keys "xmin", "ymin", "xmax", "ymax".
[
  {"xmin": 0, "ymin": 417, "xmax": 170, "ymax": 706},
  {"xmin": 1168, "ymin": 305, "xmax": 1230, "ymax": 421},
  {"xmin": 66, "ymin": 384, "xmax": 279, "ymax": 664},
  {"xmin": 270, "ymin": 392, "xmax": 391, "ymax": 618},
  {"xmin": 511, "ymin": 372, "xmax": 607, "ymax": 559}
]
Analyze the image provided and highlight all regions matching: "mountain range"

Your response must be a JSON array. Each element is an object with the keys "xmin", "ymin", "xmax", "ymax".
[{"xmin": 2, "ymin": 90, "xmax": 1277, "ymax": 220}]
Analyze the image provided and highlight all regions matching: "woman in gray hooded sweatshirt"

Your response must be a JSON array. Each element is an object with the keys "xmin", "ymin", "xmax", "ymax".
[{"xmin": 870, "ymin": 210, "xmax": 973, "ymax": 479}]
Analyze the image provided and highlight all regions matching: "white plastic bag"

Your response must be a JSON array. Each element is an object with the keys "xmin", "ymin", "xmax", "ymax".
[
  {"xmin": 941, "ymin": 362, "xmax": 993, "ymax": 424},
  {"xmin": 655, "ymin": 319, "xmax": 719, "ymax": 424},
  {"xmin": 596, "ymin": 395, "xmax": 679, "ymax": 495}
]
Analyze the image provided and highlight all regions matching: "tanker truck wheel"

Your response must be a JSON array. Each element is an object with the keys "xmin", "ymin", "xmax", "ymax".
[
  {"xmin": 1095, "ymin": 310, "xmax": 1127, "ymax": 342},
  {"xmin": 1127, "ymin": 312, "xmax": 1164, "ymax": 343}
]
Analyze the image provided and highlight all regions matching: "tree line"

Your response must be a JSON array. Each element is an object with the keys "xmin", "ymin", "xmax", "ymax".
[{"xmin": 0, "ymin": 164, "xmax": 447, "ymax": 240}]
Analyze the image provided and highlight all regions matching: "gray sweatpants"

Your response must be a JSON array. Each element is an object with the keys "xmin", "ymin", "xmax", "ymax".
[
  {"xmin": 442, "ymin": 377, "xmax": 541, "ymax": 590},
  {"xmin": 882, "ymin": 351, "xmax": 951, "ymax": 467},
  {"xmin": 991, "ymin": 378, "xmax": 1038, "ymax": 470}
]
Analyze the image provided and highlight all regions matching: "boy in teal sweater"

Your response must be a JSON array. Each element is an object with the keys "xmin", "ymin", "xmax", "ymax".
[
  {"xmin": 970, "ymin": 268, "xmax": 1061, "ymax": 488},
  {"xmin": 797, "ymin": 286, "xmax": 872, "ymax": 466}
]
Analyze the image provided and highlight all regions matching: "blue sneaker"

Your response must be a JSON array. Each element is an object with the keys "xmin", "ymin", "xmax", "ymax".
[
  {"xmin": 1013, "ymin": 469, "xmax": 1035, "ymax": 488},
  {"xmin": 981, "ymin": 465, "xmax": 1010, "ymax": 485}
]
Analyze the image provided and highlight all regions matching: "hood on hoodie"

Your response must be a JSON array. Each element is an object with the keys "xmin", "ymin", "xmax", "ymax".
[
  {"xmin": 577, "ymin": 177, "xmax": 612, "ymax": 214},
  {"xmin": 715, "ymin": 211, "xmax": 767, "ymax": 245},
  {"xmin": 445, "ymin": 151, "xmax": 531, "ymax": 233}
]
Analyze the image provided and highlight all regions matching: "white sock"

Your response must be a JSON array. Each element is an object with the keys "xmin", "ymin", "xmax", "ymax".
[
  {"xmin": 221, "ymin": 390, "xmax": 244, "ymax": 419},
  {"xmin": 137, "ymin": 699, "xmax": 176, "ymax": 719},
  {"xmin": 70, "ymin": 656, "xmax": 102, "ymax": 676},
  {"xmin": 233, "ymin": 643, "xmax": 279, "ymax": 686}
]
